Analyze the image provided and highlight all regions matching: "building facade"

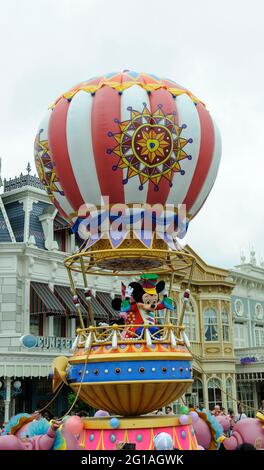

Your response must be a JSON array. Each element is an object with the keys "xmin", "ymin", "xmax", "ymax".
[
  {"xmin": 0, "ymin": 170, "xmax": 119, "ymax": 423},
  {"xmin": 230, "ymin": 252, "xmax": 264, "ymax": 416},
  {"xmin": 167, "ymin": 249, "xmax": 237, "ymax": 413},
  {"xmin": 0, "ymin": 169, "xmax": 252, "ymax": 422}
]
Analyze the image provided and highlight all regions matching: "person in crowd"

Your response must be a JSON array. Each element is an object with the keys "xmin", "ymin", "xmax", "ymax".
[
  {"xmin": 211, "ymin": 404, "xmax": 223, "ymax": 416},
  {"xmin": 165, "ymin": 406, "xmax": 174, "ymax": 415},
  {"xmin": 155, "ymin": 408, "xmax": 164, "ymax": 416},
  {"xmin": 198, "ymin": 403, "xmax": 207, "ymax": 413},
  {"xmin": 227, "ymin": 408, "xmax": 235, "ymax": 432},
  {"xmin": 235, "ymin": 443, "xmax": 256, "ymax": 450},
  {"xmin": 234, "ymin": 406, "xmax": 247, "ymax": 423},
  {"xmin": 259, "ymin": 399, "xmax": 264, "ymax": 412}
]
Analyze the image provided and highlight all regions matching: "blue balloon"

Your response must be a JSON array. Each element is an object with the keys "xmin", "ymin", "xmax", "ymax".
[{"xmin": 110, "ymin": 418, "xmax": 120, "ymax": 429}]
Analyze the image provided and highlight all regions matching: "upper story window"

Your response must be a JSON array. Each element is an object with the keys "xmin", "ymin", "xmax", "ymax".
[
  {"xmin": 255, "ymin": 304, "xmax": 264, "ymax": 321},
  {"xmin": 54, "ymin": 229, "xmax": 66, "ymax": 252},
  {"xmin": 233, "ymin": 322, "xmax": 248, "ymax": 348},
  {"xmin": 234, "ymin": 299, "xmax": 244, "ymax": 316},
  {"xmin": 184, "ymin": 300, "xmax": 197, "ymax": 341},
  {"xmin": 222, "ymin": 309, "xmax": 229, "ymax": 341},
  {"xmin": 204, "ymin": 308, "xmax": 218, "ymax": 341},
  {"xmin": 255, "ymin": 325, "xmax": 264, "ymax": 347},
  {"xmin": 192, "ymin": 378, "xmax": 204, "ymax": 406}
]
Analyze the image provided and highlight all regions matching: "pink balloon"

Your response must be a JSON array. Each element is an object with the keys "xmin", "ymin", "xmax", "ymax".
[{"xmin": 63, "ymin": 416, "xmax": 83, "ymax": 435}]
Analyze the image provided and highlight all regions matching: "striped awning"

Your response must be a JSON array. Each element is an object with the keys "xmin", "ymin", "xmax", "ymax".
[
  {"xmin": 77, "ymin": 289, "xmax": 109, "ymax": 320},
  {"xmin": 31, "ymin": 282, "xmax": 65, "ymax": 315},
  {"xmin": 54, "ymin": 286, "xmax": 87, "ymax": 316},
  {"xmin": 96, "ymin": 292, "xmax": 120, "ymax": 320}
]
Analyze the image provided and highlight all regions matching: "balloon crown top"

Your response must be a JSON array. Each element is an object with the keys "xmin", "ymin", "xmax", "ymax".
[{"xmin": 50, "ymin": 71, "xmax": 203, "ymax": 109}]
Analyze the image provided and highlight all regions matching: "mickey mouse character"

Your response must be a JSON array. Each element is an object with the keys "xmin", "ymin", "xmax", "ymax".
[{"xmin": 111, "ymin": 274, "xmax": 175, "ymax": 337}]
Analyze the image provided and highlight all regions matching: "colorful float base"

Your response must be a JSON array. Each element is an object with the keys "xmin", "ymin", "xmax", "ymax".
[{"xmin": 80, "ymin": 415, "xmax": 199, "ymax": 450}]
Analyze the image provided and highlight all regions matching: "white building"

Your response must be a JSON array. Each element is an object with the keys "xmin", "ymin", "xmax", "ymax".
[
  {"xmin": 230, "ymin": 251, "xmax": 264, "ymax": 414},
  {"xmin": 0, "ymin": 169, "xmax": 119, "ymax": 423}
]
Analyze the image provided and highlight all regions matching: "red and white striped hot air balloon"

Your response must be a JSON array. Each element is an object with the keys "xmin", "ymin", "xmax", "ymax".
[{"xmin": 34, "ymin": 71, "xmax": 221, "ymax": 235}]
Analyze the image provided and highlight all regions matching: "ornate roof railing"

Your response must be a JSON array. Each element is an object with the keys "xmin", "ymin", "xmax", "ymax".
[{"xmin": 3, "ymin": 173, "xmax": 44, "ymax": 193}]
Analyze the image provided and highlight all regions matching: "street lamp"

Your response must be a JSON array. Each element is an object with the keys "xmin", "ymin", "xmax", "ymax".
[
  {"xmin": 0, "ymin": 380, "xmax": 22, "ymax": 399},
  {"xmin": 13, "ymin": 380, "xmax": 22, "ymax": 390}
]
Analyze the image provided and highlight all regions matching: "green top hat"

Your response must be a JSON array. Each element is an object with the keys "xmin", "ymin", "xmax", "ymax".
[{"xmin": 140, "ymin": 274, "xmax": 159, "ymax": 294}]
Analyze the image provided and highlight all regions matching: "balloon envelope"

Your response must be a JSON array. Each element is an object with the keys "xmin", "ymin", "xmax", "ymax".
[{"xmin": 35, "ymin": 71, "xmax": 221, "ymax": 228}]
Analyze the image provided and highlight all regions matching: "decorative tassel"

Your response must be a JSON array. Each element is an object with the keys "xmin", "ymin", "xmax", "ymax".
[
  {"xmin": 84, "ymin": 332, "xmax": 92, "ymax": 352},
  {"xmin": 170, "ymin": 330, "xmax": 177, "ymax": 349},
  {"xmin": 145, "ymin": 328, "xmax": 152, "ymax": 348},
  {"xmin": 70, "ymin": 335, "xmax": 80, "ymax": 352},
  {"xmin": 73, "ymin": 295, "xmax": 80, "ymax": 308},
  {"xmin": 182, "ymin": 331, "xmax": 190, "ymax": 348},
  {"xmin": 111, "ymin": 330, "xmax": 118, "ymax": 350},
  {"xmin": 182, "ymin": 289, "xmax": 190, "ymax": 303}
]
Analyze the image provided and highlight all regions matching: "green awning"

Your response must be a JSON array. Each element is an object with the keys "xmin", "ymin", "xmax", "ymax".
[
  {"xmin": 96, "ymin": 292, "xmax": 120, "ymax": 320},
  {"xmin": 77, "ymin": 289, "xmax": 109, "ymax": 320},
  {"xmin": 31, "ymin": 282, "xmax": 65, "ymax": 315},
  {"xmin": 54, "ymin": 285, "xmax": 87, "ymax": 316}
]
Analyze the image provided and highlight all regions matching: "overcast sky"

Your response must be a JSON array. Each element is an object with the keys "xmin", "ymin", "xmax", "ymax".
[{"xmin": 0, "ymin": 0, "xmax": 263, "ymax": 269}]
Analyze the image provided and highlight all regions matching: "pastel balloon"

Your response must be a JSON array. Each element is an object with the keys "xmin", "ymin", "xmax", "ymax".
[
  {"xmin": 63, "ymin": 416, "xmax": 83, "ymax": 435},
  {"xmin": 179, "ymin": 414, "xmax": 189, "ymax": 425},
  {"xmin": 154, "ymin": 432, "xmax": 174, "ymax": 450},
  {"xmin": 109, "ymin": 418, "xmax": 120, "ymax": 429},
  {"xmin": 94, "ymin": 410, "xmax": 110, "ymax": 417},
  {"xmin": 189, "ymin": 411, "xmax": 199, "ymax": 423}
]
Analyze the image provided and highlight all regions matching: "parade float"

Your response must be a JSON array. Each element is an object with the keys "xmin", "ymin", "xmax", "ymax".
[{"xmin": 32, "ymin": 70, "xmax": 222, "ymax": 450}]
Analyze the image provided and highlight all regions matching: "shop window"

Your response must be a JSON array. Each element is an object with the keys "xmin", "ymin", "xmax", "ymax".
[
  {"xmin": 191, "ymin": 378, "xmax": 204, "ymax": 406},
  {"xmin": 237, "ymin": 383, "xmax": 254, "ymax": 418},
  {"xmin": 226, "ymin": 378, "xmax": 234, "ymax": 411},
  {"xmin": 30, "ymin": 315, "xmax": 43, "ymax": 336},
  {"xmin": 255, "ymin": 325, "xmax": 264, "ymax": 347},
  {"xmin": 208, "ymin": 378, "xmax": 222, "ymax": 409}
]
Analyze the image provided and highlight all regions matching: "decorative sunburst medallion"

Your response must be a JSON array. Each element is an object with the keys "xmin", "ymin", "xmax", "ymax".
[
  {"xmin": 109, "ymin": 104, "xmax": 192, "ymax": 191},
  {"xmin": 34, "ymin": 130, "xmax": 64, "ymax": 197}
]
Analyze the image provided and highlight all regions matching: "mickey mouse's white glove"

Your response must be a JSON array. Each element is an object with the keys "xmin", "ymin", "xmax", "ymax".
[
  {"xmin": 160, "ymin": 288, "xmax": 168, "ymax": 297},
  {"xmin": 125, "ymin": 286, "xmax": 134, "ymax": 298}
]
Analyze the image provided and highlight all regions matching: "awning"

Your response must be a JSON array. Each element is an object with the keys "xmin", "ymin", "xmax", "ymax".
[
  {"xmin": 31, "ymin": 282, "xmax": 65, "ymax": 316},
  {"xmin": 96, "ymin": 292, "xmax": 120, "ymax": 320},
  {"xmin": 77, "ymin": 289, "xmax": 109, "ymax": 320},
  {"xmin": 54, "ymin": 286, "xmax": 87, "ymax": 316}
]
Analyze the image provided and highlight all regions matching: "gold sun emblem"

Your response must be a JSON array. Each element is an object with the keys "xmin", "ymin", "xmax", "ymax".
[
  {"xmin": 34, "ymin": 130, "xmax": 64, "ymax": 196},
  {"xmin": 108, "ymin": 104, "xmax": 192, "ymax": 191}
]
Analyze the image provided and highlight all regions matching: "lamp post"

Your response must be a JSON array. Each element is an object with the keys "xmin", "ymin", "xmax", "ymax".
[{"xmin": 0, "ymin": 379, "xmax": 22, "ymax": 423}]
